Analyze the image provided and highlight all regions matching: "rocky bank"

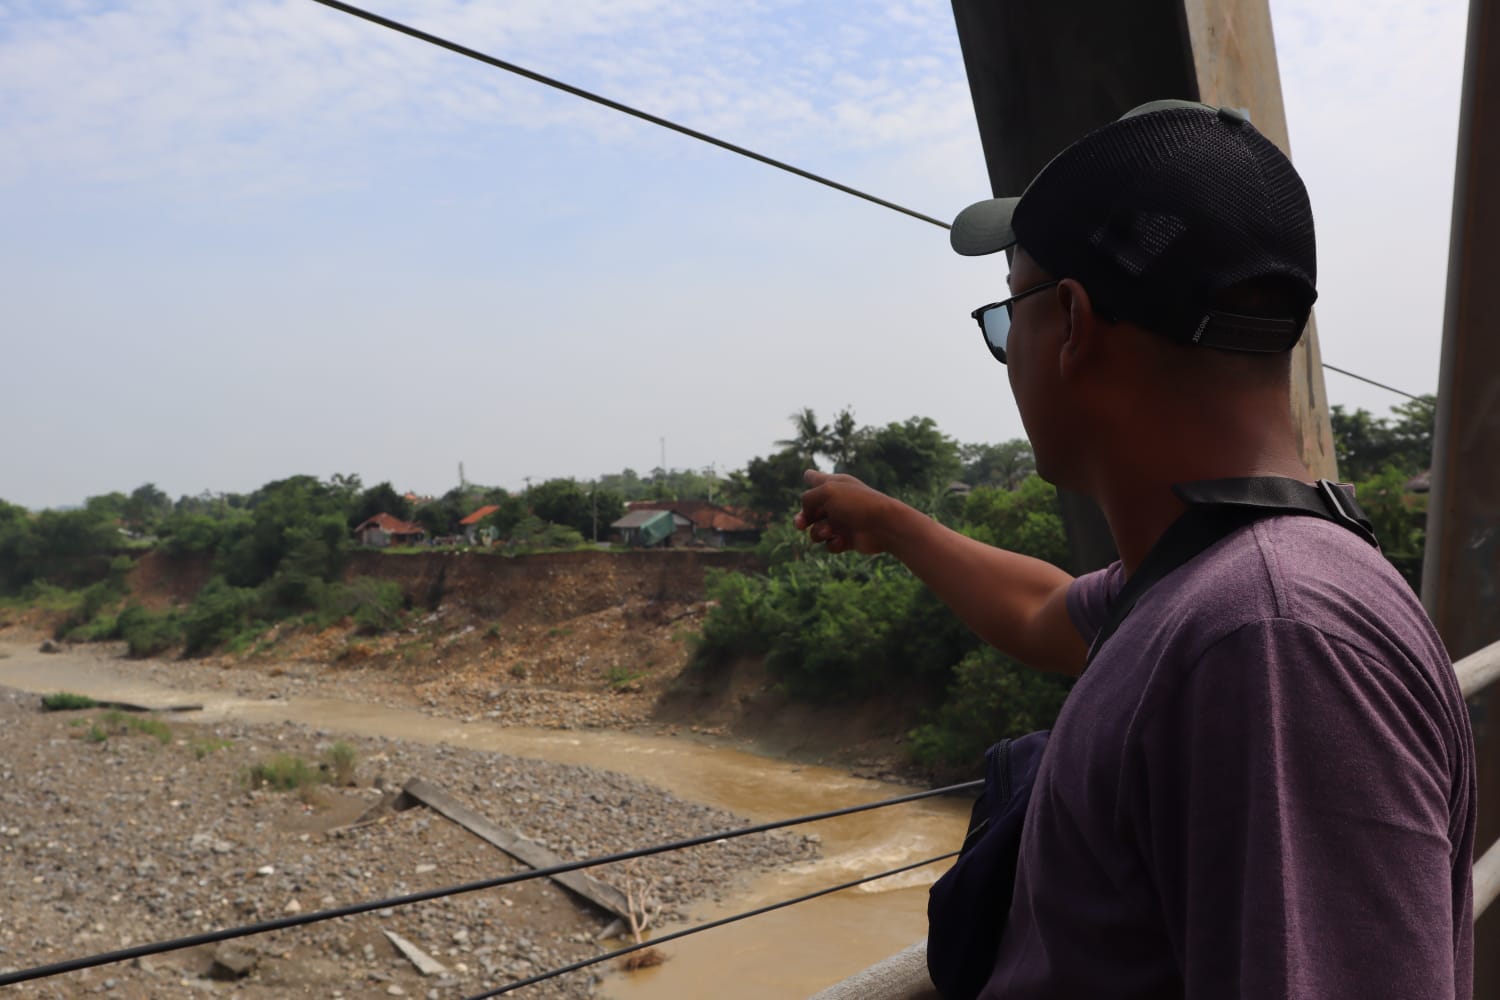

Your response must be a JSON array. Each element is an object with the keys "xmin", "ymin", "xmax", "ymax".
[{"xmin": 0, "ymin": 685, "xmax": 817, "ymax": 999}]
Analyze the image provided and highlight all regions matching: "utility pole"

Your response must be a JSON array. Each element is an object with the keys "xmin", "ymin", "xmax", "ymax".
[
  {"xmin": 1421, "ymin": 1, "xmax": 1500, "ymax": 990},
  {"xmin": 950, "ymin": 0, "xmax": 1338, "ymax": 572}
]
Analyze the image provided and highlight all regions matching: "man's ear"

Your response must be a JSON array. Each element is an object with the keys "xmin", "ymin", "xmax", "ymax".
[{"xmin": 1055, "ymin": 278, "xmax": 1102, "ymax": 379}]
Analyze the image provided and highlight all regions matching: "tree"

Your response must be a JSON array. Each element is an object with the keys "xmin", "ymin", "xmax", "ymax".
[
  {"xmin": 526, "ymin": 479, "xmax": 624, "ymax": 539},
  {"xmin": 220, "ymin": 475, "xmax": 348, "ymax": 591},
  {"xmin": 962, "ymin": 477, "xmax": 1068, "ymax": 567},
  {"xmin": 726, "ymin": 447, "xmax": 808, "ymax": 515},
  {"xmin": 960, "ymin": 440, "xmax": 1036, "ymax": 490},
  {"xmin": 123, "ymin": 483, "xmax": 173, "ymax": 531},
  {"xmin": 828, "ymin": 407, "xmax": 860, "ymax": 472},
  {"xmin": 0, "ymin": 500, "xmax": 35, "ymax": 592},
  {"xmin": 845, "ymin": 416, "xmax": 961, "ymax": 497},
  {"xmin": 25, "ymin": 507, "xmax": 120, "ymax": 588},
  {"xmin": 477, "ymin": 493, "xmax": 528, "ymax": 540},
  {"xmin": 776, "ymin": 407, "xmax": 831, "ymax": 467},
  {"xmin": 1330, "ymin": 394, "xmax": 1435, "ymax": 483},
  {"xmin": 347, "ymin": 482, "xmax": 412, "ymax": 529}
]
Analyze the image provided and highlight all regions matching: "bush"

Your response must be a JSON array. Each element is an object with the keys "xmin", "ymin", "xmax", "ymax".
[
  {"xmin": 85, "ymin": 708, "xmax": 173, "ymax": 745},
  {"xmin": 907, "ymin": 647, "xmax": 1073, "ymax": 779},
  {"xmin": 245, "ymin": 753, "xmax": 322, "ymax": 792},
  {"xmin": 117, "ymin": 604, "xmax": 181, "ymax": 658},
  {"xmin": 323, "ymin": 742, "xmax": 357, "ymax": 785},
  {"xmin": 41, "ymin": 692, "xmax": 98, "ymax": 711},
  {"xmin": 181, "ymin": 577, "xmax": 260, "ymax": 656},
  {"xmin": 52, "ymin": 560, "xmax": 131, "ymax": 641},
  {"xmin": 316, "ymin": 577, "xmax": 406, "ymax": 634}
]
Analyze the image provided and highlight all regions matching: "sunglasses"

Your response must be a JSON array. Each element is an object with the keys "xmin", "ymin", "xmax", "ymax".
[{"xmin": 970, "ymin": 279, "xmax": 1061, "ymax": 364}]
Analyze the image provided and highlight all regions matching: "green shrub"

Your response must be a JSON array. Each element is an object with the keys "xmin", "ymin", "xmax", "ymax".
[
  {"xmin": 192, "ymin": 736, "xmax": 233, "ymax": 759},
  {"xmin": 85, "ymin": 709, "xmax": 174, "ymax": 745},
  {"xmin": 41, "ymin": 692, "xmax": 97, "ymax": 711},
  {"xmin": 181, "ymin": 578, "xmax": 259, "ymax": 656},
  {"xmin": 316, "ymin": 577, "xmax": 405, "ymax": 634},
  {"xmin": 52, "ymin": 573, "xmax": 127, "ymax": 641},
  {"xmin": 323, "ymin": 742, "xmax": 357, "ymax": 785},
  {"xmin": 245, "ymin": 753, "xmax": 322, "ymax": 792},
  {"xmin": 907, "ymin": 647, "xmax": 1073, "ymax": 779},
  {"xmin": 117, "ymin": 604, "xmax": 180, "ymax": 658}
]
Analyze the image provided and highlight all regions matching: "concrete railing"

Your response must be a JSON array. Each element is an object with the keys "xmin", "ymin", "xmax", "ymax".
[{"xmin": 812, "ymin": 637, "xmax": 1500, "ymax": 998}]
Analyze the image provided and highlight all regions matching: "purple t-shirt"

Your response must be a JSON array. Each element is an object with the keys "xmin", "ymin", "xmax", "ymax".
[{"xmin": 981, "ymin": 515, "xmax": 1476, "ymax": 1000}]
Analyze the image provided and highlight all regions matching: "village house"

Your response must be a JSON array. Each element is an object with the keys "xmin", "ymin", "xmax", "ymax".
[
  {"xmin": 353, "ymin": 512, "xmax": 426, "ymax": 548},
  {"xmin": 625, "ymin": 500, "xmax": 764, "ymax": 547},
  {"xmin": 459, "ymin": 504, "xmax": 501, "ymax": 545}
]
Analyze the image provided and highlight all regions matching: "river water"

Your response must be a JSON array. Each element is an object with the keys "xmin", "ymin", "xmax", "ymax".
[{"xmin": 0, "ymin": 647, "xmax": 968, "ymax": 998}]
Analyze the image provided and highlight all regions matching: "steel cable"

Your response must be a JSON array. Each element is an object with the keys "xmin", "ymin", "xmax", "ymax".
[
  {"xmin": 304, "ymin": 0, "xmax": 951, "ymax": 230},
  {"xmin": 305, "ymin": 0, "xmax": 1424, "ymax": 404},
  {"xmin": 0, "ymin": 779, "xmax": 978, "ymax": 987}
]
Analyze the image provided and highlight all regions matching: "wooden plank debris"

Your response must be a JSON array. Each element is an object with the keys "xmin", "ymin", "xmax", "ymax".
[
  {"xmin": 383, "ymin": 929, "xmax": 448, "ymax": 977},
  {"xmin": 401, "ymin": 777, "xmax": 632, "ymax": 921}
]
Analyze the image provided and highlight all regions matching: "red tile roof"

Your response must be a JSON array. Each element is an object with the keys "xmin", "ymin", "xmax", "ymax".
[
  {"xmin": 355, "ymin": 513, "xmax": 425, "ymax": 536},
  {"xmin": 626, "ymin": 500, "xmax": 759, "ymax": 533},
  {"xmin": 459, "ymin": 504, "xmax": 501, "ymax": 526}
]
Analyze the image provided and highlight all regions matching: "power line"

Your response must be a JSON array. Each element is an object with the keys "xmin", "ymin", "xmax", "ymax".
[
  {"xmin": 1322, "ymin": 363, "xmax": 1425, "ymax": 403},
  {"xmin": 304, "ymin": 0, "xmax": 951, "ymax": 230},
  {"xmin": 0, "ymin": 779, "xmax": 979, "ymax": 988},
  {"xmin": 306, "ymin": 0, "xmax": 1424, "ymax": 405},
  {"xmin": 465, "ymin": 851, "xmax": 958, "ymax": 999}
]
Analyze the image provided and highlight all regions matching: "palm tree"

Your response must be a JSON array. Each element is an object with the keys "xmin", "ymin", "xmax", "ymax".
[
  {"xmin": 776, "ymin": 407, "xmax": 832, "ymax": 466},
  {"xmin": 828, "ymin": 407, "xmax": 860, "ymax": 473}
]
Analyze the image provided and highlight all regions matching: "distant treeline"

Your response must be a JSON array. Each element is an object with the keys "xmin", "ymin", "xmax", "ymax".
[{"xmin": 0, "ymin": 398, "xmax": 1434, "ymax": 775}]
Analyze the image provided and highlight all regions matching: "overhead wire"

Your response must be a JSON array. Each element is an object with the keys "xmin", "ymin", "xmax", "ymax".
[
  {"xmin": 0, "ymin": 778, "xmax": 979, "ymax": 988},
  {"xmin": 304, "ymin": 0, "xmax": 950, "ymax": 230},
  {"xmin": 464, "ymin": 851, "xmax": 959, "ymax": 999},
  {"xmin": 304, "ymin": 0, "xmax": 1428, "ymax": 405},
  {"xmin": 1321, "ymin": 363, "xmax": 1425, "ymax": 403}
]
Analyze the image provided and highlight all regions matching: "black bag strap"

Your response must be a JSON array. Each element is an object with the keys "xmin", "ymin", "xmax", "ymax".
[{"xmin": 1084, "ymin": 477, "xmax": 1378, "ymax": 666}]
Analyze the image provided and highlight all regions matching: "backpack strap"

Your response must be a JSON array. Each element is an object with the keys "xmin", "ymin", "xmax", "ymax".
[
  {"xmin": 1172, "ymin": 476, "xmax": 1378, "ymax": 548},
  {"xmin": 1084, "ymin": 477, "xmax": 1378, "ymax": 666}
]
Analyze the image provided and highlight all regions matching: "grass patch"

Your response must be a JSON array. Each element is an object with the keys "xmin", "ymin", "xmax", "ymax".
[
  {"xmin": 323, "ymin": 742, "xmax": 357, "ymax": 786},
  {"xmin": 245, "ymin": 753, "xmax": 322, "ymax": 793},
  {"xmin": 191, "ymin": 736, "xmax": 233, "ymax": 759},
  {"xmin": 41, "ymin": 692, "xmax": 98, "ymax": 712},
  {"xmin": 605, "ymin": 666, "xmax": 644, "ymax": 691},
  {"xmin": 89, "ymin": 708, "xmax": 173, "ymax": 745}
]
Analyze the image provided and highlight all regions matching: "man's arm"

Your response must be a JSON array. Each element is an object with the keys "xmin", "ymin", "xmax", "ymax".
[{"xmin": 795, "ymin": 471, "xmax": 1087, "ymax": 675}]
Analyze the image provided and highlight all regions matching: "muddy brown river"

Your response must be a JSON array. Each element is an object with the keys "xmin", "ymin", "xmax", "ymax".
[{"xmin": 0, "ymin": 647, "xmax": 968, "ymax": 998}]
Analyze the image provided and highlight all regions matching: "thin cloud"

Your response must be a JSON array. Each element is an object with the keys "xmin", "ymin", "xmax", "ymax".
[{"xmin": 0, "ymin": 0, "xmax": 977, "ymax": 199}]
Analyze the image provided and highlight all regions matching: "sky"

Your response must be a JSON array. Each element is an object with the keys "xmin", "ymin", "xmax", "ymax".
[{"xmin": 0, "ymin": 0, "xmax": 1472, "ymax": 509}]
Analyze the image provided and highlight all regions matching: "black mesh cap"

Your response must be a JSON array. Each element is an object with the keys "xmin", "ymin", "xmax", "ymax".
[{"xmin": 951, "ymin": 101, "xmax": 1318, "ymax": 352}]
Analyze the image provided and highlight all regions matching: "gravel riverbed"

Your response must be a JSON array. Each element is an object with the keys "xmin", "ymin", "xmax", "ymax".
[{"xmin": 0, "ymin": 685, "xmax": 818, "ymax": 999}]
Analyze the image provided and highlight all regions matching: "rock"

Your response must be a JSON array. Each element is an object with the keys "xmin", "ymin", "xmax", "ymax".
[
  {"xmin": 38, "ymin": 639, "xmax": 60, "ymax": 654},
  {"xmin": 209, "ymin": 945, "xmax": 258, "ymax": 980}
]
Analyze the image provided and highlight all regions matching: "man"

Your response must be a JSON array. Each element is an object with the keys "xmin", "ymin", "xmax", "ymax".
[{"xmin": 795, "ymin": 101, "xmax": 1475, "ymax": 998}]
